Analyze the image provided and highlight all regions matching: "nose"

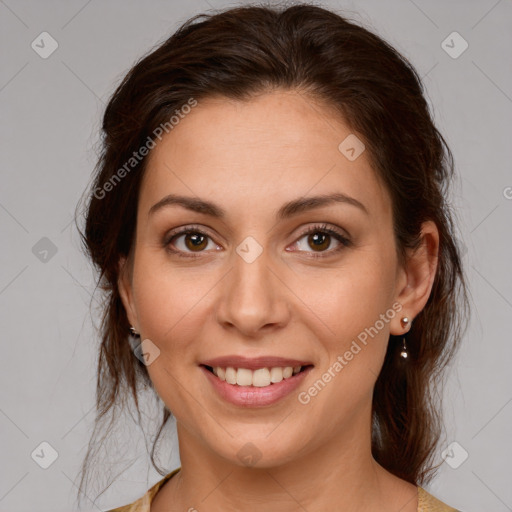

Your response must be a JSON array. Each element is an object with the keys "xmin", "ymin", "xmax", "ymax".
[{"xmin": 215, "ymin": 249, "xmax": 291, "ymax": 337}]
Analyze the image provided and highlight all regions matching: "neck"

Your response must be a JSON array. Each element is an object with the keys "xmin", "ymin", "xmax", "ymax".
[{"xmin": 152, "ymin": 406, "xmax": 417, "ymax": 512}]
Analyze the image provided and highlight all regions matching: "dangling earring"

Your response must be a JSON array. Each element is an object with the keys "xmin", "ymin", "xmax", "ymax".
[
  {"xmin": 130, "ymin": 325, "xmax": 140, "ymax": 337},
  {"xmin": 399, "ymin": 317, "xmax": 411, "ymax": 359},
  {"xmin": 400, "ymin": 337, "xmax": 408, "ymax": 359}
]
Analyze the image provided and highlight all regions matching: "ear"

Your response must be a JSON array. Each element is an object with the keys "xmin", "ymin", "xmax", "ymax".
[
  {"xmin": 390, "ymin": 220, "xmax": 439, "ymax": 335},
  {"xmin": 117, "ymin": 255, "xmax": 139, "ymax": 331}
]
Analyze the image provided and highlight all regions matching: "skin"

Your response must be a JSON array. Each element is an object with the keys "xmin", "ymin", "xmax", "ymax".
[{"xmin": 118, "ymin": 89, "xmax": 439, "ymax": 512}]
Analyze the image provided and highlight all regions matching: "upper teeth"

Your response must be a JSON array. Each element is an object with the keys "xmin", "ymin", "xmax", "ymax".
[{"xmin": 212, "ymin": 366, "xmax": 303, "ymax": 387}]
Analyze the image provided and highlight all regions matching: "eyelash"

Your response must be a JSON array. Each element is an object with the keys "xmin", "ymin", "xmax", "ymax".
[{"xmin": 163, "ymin": 223, "xmax": 351, "ymax": 259}]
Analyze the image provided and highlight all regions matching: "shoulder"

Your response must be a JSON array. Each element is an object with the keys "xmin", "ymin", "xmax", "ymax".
[
  {"xmin": 106, "ymin": 475, "xmax": 460, "ymax": 512},
  {"xmin": 417, "ymin": 486, "xmax": 461, "ymax": 511},
  {"xmin": 105, "ymin": 468, "xmax": 181, "ymax": 512}
]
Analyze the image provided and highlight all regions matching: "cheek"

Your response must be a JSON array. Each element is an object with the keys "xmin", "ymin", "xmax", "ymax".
[
  {"xmin": 131, "ymin": 258, "xmax": 214, "ymax": 415},
  {"xmin": 132, "ymin": 253, "xmax": 215, "ymax": 339},
  {"xmin": 295, "ymin": 264, "xmax": 396, "ymax": 429},
  {"xmin": 304, "ymin": 253, "xmax": 397, "ymax": 393},
  {"xmin": 299, "ymin": 253, "xmax": 396, "ymax": 338}
]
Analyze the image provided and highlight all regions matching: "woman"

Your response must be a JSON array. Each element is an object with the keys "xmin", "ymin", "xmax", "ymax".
[{"xmin": 76, "ymin": 3, "xmax": 469, "ymax": 511}]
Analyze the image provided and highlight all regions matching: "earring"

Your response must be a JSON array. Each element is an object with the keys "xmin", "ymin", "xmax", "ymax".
[
  {"xmin": 400, "ymin": 337, "xmax": 408, "ymax": 359},
  {"xmin": 399, "ymin": 317, "xmax": 411, "ymax": 359},
  {"xmin": 129, "ymin": 325, "xmax": 140, "ymax": 337}
]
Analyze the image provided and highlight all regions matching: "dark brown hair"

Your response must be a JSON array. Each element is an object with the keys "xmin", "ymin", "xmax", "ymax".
[{"xmin": 75, "ymin": 1, "xmax": 470, "ymax": 504}]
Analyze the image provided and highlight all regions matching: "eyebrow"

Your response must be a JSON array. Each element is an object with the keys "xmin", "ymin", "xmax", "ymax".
[{"xmin": 148, "ymin": 192, "xmax": 369, "ymax": 219}]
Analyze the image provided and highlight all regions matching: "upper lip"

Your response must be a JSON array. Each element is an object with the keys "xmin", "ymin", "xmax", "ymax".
[{"xmin": 200, "ymin": 356, "xmax": 313, "ymax": 370}]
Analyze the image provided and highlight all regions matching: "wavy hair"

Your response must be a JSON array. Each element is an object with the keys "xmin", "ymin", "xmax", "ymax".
[{"xmin": 75, "ymin": 2, "xmax": 470, "ymax": 505}]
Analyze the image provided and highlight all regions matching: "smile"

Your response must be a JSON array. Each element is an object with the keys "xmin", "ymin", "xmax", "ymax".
[
  {"xmin": 203, "ymin": 365, "xmax": 311, "ymax": 387},
  {"xmin": 200, "ymin": 364, "xmax": 314, "ymax": 407}
]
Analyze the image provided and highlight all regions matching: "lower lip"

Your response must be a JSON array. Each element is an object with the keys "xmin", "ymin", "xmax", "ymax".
[{"xmin": 200, "ymin": 365, "xmax": 313, "ymax": 407}]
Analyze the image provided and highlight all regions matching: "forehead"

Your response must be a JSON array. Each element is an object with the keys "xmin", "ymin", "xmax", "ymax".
[{"xmin": 139, "ymin": 90, "xmax": 390, "ymax": 221}]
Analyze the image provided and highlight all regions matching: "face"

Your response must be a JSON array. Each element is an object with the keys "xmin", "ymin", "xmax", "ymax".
[{"xmin": 118, "ymin": 90, "xmax": 431, "ymax": 469}]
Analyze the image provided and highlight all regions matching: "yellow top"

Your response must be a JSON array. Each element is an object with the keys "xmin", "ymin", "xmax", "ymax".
[{"xmin": 106, "ymin": 468, "xmax": 460, "ymax": 511}]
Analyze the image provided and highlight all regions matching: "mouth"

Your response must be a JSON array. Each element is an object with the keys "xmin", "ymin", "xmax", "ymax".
[
  {"xmin": 200, "ymin": 364, "xmax": 314, "ymax": 387},
  {"xmin": 199, "ymin": 363, "xmax": 314, "ymax": 407}
]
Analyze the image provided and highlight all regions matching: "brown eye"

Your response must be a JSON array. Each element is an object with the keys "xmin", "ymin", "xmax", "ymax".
[
  {"xmin": 164, "ymin": 223, "xmax": 351, "ymax": 259},
  {"xmin": 290, "ymin": 223, "xmax": 351, "ymax": 258},
  {"xmin": 307, "ymin": 232, "xmax": 331, "ymax": 252},
  {"xmin": 164, "ymin": 227, "xmax": 218, "ymax": 257},
  {"xmin": 183, "ymin": 232, "xmax": 208, "ymax": 251}
]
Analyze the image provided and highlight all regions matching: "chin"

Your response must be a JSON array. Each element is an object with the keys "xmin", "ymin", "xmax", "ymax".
[{"xmin": 209, "ymin": 434, "xmax": 303, "ymax": 469}]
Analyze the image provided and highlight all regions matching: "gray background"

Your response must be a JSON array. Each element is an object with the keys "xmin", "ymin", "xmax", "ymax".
[{"xmin": 0, "ymin": 0, "xmax": 511, "ymax": 511}]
